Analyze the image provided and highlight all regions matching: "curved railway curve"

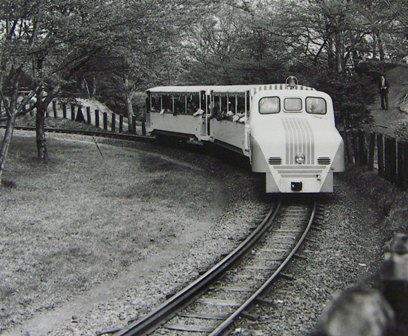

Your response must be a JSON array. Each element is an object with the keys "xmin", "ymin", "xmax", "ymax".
[
  {"xmin": 115, "ymin": 200, "xmax": 317, "ymax": 336},
  {"xmin": 5, "ymin": 125, "xmax": 155, "ymax": 143}
]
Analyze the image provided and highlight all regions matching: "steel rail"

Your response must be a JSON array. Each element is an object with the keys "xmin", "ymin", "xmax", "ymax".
[
  {"xmin": 2, "ymin": 125, "xmax": 155, "ymax": 143},
  {"xmin": 209, "ymin": 202, "xmax": 317, "ymax": 335},
  {"xmin": 114, "ymin": 202, "xmax": 282, "ymax": 336}
]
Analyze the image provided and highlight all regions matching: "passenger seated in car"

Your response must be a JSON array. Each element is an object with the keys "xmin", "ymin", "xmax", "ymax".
[
  {"xmin": 225, "ymin": 110, "xmax": 234, "ymax": 120},
  {"xmin": 233, "ymin": 112, "xmax": 245, "ymax": 122},
  {"xmin": 215, "ymin": 109, "xmax": 225, "ymax": 120},
  {"xmin": 160, "ymin": 108, "xmax": 172, "ymax": 114},
  {"xmin": 238, "ymin": 115, "xmax": 247, "ymax": 123},
  {"xmin": 193, "ymin": 108, "xmax": 204, "ymax": 116}
]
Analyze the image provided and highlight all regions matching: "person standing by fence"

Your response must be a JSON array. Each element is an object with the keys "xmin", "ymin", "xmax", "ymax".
[{"xmin": 379, "ymin": 74, "xmax": 390, "ymax": 110}]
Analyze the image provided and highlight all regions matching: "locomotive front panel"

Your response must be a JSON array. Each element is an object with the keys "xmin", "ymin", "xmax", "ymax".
[{"xmin": 250, "ymin": 90, "xmax": 344, "ymax": 193}]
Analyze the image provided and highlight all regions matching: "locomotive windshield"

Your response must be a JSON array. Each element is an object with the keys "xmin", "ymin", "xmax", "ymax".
[
  {"xmin": 259, "ymin": 97, "xmax": 280, "ymax": 114},
  {"xmin": 284, "ymin": 98, "xmax": 302, "ymax": 112},
  {"xmin": 306, "ymin": 97, "xmax": 327, "ymax": 115}
]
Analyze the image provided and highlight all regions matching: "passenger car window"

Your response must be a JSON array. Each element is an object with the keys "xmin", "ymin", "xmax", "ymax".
[
  {"xmin": 259, "ymin": 97, "xmax": 280, "ymax": 114},
  {"xmin": 306, "ymin": 97, "xmax": 327, "ymax": 115},
  {"xmin": 150, "ymin": 96, "xmax": 160, "ymax": 112},
  {"xmin": 284, "ymin": 98, "xmax": 302, "ymax": 112}
]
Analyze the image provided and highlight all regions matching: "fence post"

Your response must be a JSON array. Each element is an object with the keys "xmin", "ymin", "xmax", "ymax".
[
  {"xmin": 119, "ymin": 115, "xmax": 123, "ymax": 133},
  {"xmin": 86, "ymin": 106, "xmax": 91, "ymax": 125},
  {"xmin": 103, "ymin": 112, "xmax": 108, "ymax": 130},
  {"xmin": 384, "ymin": 136, "xmax": 397, "ymax": 183},
  {"xmin": 343, "ymin": 130, "xmax": 353, "ymax": 164},
  {"xmin": 132, "ymin": 116, "xmax": 137, "ymax": 134},
  {"xmin": 352, "ymin": 130, "xmax": 360, "ymax": 165},
  {"xmin": 111, "ymin": 114, "xmax": 116, "ymax": 132},
  {"xmin": 62, "ymin": 103, "xmax": 67, "ymax": 119},
  {"xmin": 377, "ymin": 134, "xmax": 385, "ymax": 177},
  {"xmin": 95, "ymin": 109, "xmax": 100, "ymax": 128},
  {"xmin": 368, "ymin": 133, "xmax": 376, "ymax": 171},
  {"xmin": 142, "ymin": 120, "xmax": 146, "ymax": 136},
  {"xmin": 52, "ymin": 101, "xmax": 58, "ymax": 118},
  {"xmin": 70, "ymin": 104, "xmax": 76, "ymax": 121},
  {"xmin": 76, "ymin": 106, "xmax": 84, "ymax": 122},
  {"xmin": 397, "ymin": 141, "xmax": 408, "ymax": 190},
  {"xmin": 358, "ymin": 130, "xmax": 367, "ymax": 166}
]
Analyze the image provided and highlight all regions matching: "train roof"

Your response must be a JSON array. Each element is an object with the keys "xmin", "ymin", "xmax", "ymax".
[{"xmin": 146, "ymin": 84, "xmax": 316, "ymax": 96}]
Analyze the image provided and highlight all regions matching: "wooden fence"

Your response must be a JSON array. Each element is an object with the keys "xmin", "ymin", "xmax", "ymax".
[
  {"xmin": 48, "ymin": 101, "xmax": 147, "ymax": 135},
  {"xmin": 0, "ymin": 100, "xmax": 146, "ymax": 135},
  {"xmin": 343, "ymin": 129, "xmax": 408, "ymax": 190}
]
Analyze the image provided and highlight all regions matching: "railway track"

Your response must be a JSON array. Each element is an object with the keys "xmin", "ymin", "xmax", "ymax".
[
  {"xmin": 115, "ymin": 200, "xmax": 317, "ymax": 336},
  {"xmin": 6, "ymin": 125, "xmax": 155, "ymax": 143}
]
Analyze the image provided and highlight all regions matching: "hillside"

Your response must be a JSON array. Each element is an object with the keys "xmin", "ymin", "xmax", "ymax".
[{"xmin": 369, "ymin": 64, "xmax": 408, "ymax": 136}]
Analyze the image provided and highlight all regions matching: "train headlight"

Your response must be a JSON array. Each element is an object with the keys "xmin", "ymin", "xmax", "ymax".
[{"xmin": 295, "ymin": 153, "xmax": 305, "ymax": 164}]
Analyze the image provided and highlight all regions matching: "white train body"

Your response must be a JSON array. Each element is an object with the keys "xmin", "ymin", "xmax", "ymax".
[{"xmin": 146, "ymin": 80, "xmax": 344, "ymax": 193}]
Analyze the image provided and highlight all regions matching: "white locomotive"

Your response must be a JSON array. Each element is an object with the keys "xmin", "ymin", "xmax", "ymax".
[{"xmin": 146, "ymin": 77, "xmax": 344, "ymax": 193}]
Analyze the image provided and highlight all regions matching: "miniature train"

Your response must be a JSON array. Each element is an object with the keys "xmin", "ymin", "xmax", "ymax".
[{"xmin": 145, "ymin": 77, "xmax": 344, "ymax": 193}]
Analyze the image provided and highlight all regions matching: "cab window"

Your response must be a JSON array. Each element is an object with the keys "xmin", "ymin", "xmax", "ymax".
[
  {"xmin": 284, "ymin": 98, "xmax": 302, "ymax": 112},
  {"xmin": 306, "ymin": 97, "xmax": 327, "ymax": 115},
  {"xmin": 259, "ymin": 97, "xmax": 280, "ymax": 114}
]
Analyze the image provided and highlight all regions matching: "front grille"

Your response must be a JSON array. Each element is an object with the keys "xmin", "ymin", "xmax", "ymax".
[
  {"xmin": 269, "ymin": 157, "xmax": 282, "ymax": 165},
  {"xmin": 282, "ymin": 118, "xmax": 314, "ymax": 165},
  {"xmin": 317, "ymin": 157, "xmax": 331, "ymax": 165},
  {"xmin": 275, "ymin": 166, "xmax": 323, "ymax": 178}
]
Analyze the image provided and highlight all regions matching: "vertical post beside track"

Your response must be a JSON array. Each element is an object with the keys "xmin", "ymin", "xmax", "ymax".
[
  {"xmin": 62, "ymin": 103, "xmax": 67, "ymax": 119},
  {"xmin": 103, "ymin": 112, "xmax": 108, "ymax": 130},
  {"xmin": 368, "ymin": 132, "xmax": 376, "ymax": 171},
  {"xmin": 377, "ymin": 134, "xmax": 385, "ymax": 177},
  {"xmin": 86, "ymin": 106, "xmax": 91, "ymax": 125},
  {"xmin": 397, "ymin": 140, "xmax": 408, "ymax": 190},
  {"xmin": 384, "ymin": 136, "xmax": 397, "ymax": 183},
  {"xmin": 70, "ymin": 104, "xmax": 76, "ymax": 121},
  {"xmin": 95, "ymin": 109, "xmax": 100, "ymax": 128}
]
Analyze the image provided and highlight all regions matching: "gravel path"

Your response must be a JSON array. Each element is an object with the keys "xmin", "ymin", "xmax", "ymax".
[{"xmin": 0, "ymin": 132, "xmax": 396, "ymax": 336}]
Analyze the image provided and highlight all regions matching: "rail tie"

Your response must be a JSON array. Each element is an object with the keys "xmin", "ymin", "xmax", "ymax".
[{"xmin": 114, "ymin": 200, "xmax": 317, "ymax": 336}]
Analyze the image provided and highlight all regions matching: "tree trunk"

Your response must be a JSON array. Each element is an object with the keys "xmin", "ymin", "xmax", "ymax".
[
  {"xmin": 0, "ymin": 111, "xmax": 17, "ymax": 182},
  {"xmin": 35, "ymin": 90, "xmax": 48, "ymax": 160},
  {"xmin": 372, "ymin": 32, "xmax": 378, "ymax": 61},
  {"xmin": 123, "ymin": 75, "xmax": 135, "ymax": 134},
  {"xmin": 92, "ymin": 74, "xmax": 97, "ymax": 98},
  {"xmin": 376, "ymin": 31, "xmax": 385, "ymax": 63},
  {"xmin": 0, "ymin": 85, "xmax": 19, "ymax": 182},
  {"xmin": 126, "ymin": 94, "xmax": 134, "ymax": 133},
  {"xmin": 335, "ymin": 14, "xmax": 345, "ymax": 74},
  {"xmin": 326, "ymin": 20, "xmax": 335, "ymax": 72}
]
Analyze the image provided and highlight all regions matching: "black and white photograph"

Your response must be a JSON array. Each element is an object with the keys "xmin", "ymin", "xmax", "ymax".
[{"xmin": 0, "ymin": 1, "xmax": 407, "ymax": 335}]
